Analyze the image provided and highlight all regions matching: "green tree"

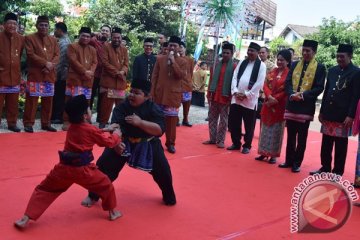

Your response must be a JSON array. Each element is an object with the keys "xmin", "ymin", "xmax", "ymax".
[
  {"xmin": 0, "ymin": 0, "xmax": 29, "ymax": 13},
  {"xmin": 0, "ymin": 0, "xmax": 30, "ymax": 25},
  {"xmin": 28, "ymin": 0, "xmax": 64, "ymax": 20},
  {"xmin": 310, "ymin": 17, "xmax": 360, "ymax": 68},
  {"xmin": 184, "ymin": 22, "xmax": 199, "ymax": 58},
  {"xmin": 268, "ymin": 37, "xmax": 289, "ymax": 57},
  {"xmin": 127, "ymin": 32, "xmax": 145, "ymax": 80},
  {"xmin": 290, "ymin": 39, "xmax": 303, "ymax": 60},
  {"xmin": 203, "ymin": 0, "xmax": 239, "ymax": 67},
  {"xmin": 63, "ymin": 15, "xmax": 87, "ymax": 40},
  {"xmin": 79, "ymin": 0, "xmax": 181, "ymax": 39},
  {"xmin": 1, "ymin": 0, "xmax": 64, "ymax": 34}
]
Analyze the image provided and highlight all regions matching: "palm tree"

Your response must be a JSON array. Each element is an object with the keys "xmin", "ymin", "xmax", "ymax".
[
  {"xmin": 201, "ymin": 0, "xmax": 257, "ymax": 70},
  {"xmin": 203, "ymin": 0, "xmax": 238, "ymax": 66}
]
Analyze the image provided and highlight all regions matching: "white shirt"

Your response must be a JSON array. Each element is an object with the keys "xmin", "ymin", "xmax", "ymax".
[{"xmin": 231, "ymin": 60, "xmax": 266, "ymax": 110}]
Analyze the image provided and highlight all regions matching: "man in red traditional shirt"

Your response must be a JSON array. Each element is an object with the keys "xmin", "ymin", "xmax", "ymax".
[{"xmin": 203, "ymin": 43, "xmax": 236, "ymax": 148}]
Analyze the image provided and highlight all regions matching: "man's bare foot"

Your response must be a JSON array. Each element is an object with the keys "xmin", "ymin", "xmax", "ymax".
[
  {"xmin": 81, "ymin": 196, "xmax": 96, "ymax": 208},
  {"xmin": 14, "ymin": 215, "xmax": 30, "ymax": 229},
  {"xmin": 109, "ymin": 209, "xmax": 122, "ymax": 221}
]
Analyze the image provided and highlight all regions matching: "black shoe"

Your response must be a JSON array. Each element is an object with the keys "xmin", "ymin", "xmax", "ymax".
[
  {"xmin": 292, "ymin": 166, "xmax": 301, "ymax": 173},
  {"xmin": 241, "ymin": 147, "xmax": 250, "ymax": 154},
  {"xmin": 8, "ymin": 126, "xmax": 21, "ymax": 132},
  {"xmin": 24, "ymin": 126, "xmax": 34, "ymax": 133},
  {"xmin": 255, "ymin": 155, "xmax": 266, "ymax": 161},
  {"xmin": 164, "ymin": 200, "xmax": 176, "ymax": 206},
  {"xmin": 202, "ymin": 140, "xmax": 216, "ymax": 145},
  {"xmin": 278, "ymin": 163, "xmax": 291, "ymax": 168},
  {"xmin": 182, "ymin": 121, "xmax": 192, "ymax": 127},
  {"xmin": 205, "ymin": 117, "xmax": 209, "ymax": 121},
  {"xmin": 309, "ymin": 169, "xmax": 323, "ymax": 175},
  {"xmin": 227, "ymin": 144, "xmax": 240, "ymax": 150},
  {"xmin": 41, "ymin": 126, "xmax": 57, "ymax": 132},
  {"xmin": 99, "ymin": 123, "xmax": 106, "ymax": 129},
  {"xmin": 163, "ymin": 196, "xmax": 176, "ymax": 206},
  {"xmin": 51, "ymin": 119, "xmax": 63, "ymax": 124},
  {"xmin": 268, "ymin": 158, "xmax": 277, "ymax": 164},
  {"xmin": 167, "ymin": 145, "xmax": 176, "ymax": 154}
]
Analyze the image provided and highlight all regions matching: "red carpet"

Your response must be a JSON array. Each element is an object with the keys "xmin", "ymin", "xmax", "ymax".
[{"xmin": 1, "ymin": 124, "xmax": 359, "ymax": 239}]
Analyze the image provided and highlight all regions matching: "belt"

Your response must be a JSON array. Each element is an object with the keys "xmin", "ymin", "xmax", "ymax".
[
  {"xmin": 58, "ymin": 151, "xmax": 94, "ymax": 166},
  {"xmin": 127, "ymin": 136, "xmax": 154, "ymax": 144}
]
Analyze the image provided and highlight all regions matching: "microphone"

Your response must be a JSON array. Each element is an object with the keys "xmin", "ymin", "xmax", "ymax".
[{"xmin": 168, "ymin": 51, "xmax": 174, "ymax": 65}]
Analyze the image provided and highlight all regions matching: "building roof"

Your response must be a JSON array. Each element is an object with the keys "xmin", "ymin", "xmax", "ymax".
[{"xmin": 279, "ymin": 24, "xmax": 319, "ymax": 38}]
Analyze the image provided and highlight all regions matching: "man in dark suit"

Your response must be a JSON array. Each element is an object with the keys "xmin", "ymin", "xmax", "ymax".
[
  {"xmin": 310, "ymin": 44, "xmax": 360, "ymax": 176},
  {"xmin": 132, "ymin": 38, "xmax": 156, "ymax": 83},
  {"xmin": 278, "ymin": 39, "xmax": 326, "ymax": 173}
]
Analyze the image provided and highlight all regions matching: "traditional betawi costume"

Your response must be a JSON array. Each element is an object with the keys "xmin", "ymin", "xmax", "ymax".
[
  {"xmin": 0, "ymin": 12, "xmax": 25, "ymax": 132},
  {"xmin": 279, "ymin": 39, "xmax": 326, "ymax": 173},
  {"xmin": 311, "ymin": 44, "xmax": 360, "ymax": 176},
  {"xmin": 14, "ymin": 95, "xmax": 122, "ymax": 229},
  {"xmin": 83, "ymin": 79, "xmax": 177, "ymax": 207},
  {"xmin": 23, "ymin": 15, "xmax": 60, "ymax": 133}
]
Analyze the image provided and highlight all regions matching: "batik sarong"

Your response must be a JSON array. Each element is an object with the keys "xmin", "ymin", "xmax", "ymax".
[
  {"xmin": 158, "ymin": 104, "xmax": 179, "ymax": 117},
  {"xmin": 100, "ymin": 87, "xmax": 126, "ymax": 99},
  {"xmin": 65, "ymin": 86, "xmax": 92, "ymax": 100},
  {"xmin": 27, "ymin": 82, "xmax": 54, "ymax": 97},
  {"xmin": 0, "ymin": 85, "xmax": 20, "ymax": 93},
  {"xmin": 258, "ymin": 121, "xmax": 285, "ymax": 157},
  {"xmin": 321, "ymin": 120, "xmax": 350, "ymax": 138},
  {"xmin": 182, "ymin": 91, "xmax": 192, "ymax": 102}
]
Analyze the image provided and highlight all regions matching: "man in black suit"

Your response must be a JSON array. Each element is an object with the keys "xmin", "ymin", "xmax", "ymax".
[
  {"xmin": 278, "ymin": 39, "xmax": 326, "ymax": 173},
  {"xmin": 310, "ymin": 44, "xmax": 360, "ymax": 176}
]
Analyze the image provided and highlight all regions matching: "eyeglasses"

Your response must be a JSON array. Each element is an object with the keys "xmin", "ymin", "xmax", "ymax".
[{"xmin": 144, "ymin": 45, "xmax": 153, "ymax": 48}]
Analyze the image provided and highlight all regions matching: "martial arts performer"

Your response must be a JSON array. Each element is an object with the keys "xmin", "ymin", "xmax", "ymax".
[
  {"xmin": 14, "ymin": 95, "xmax": 122, "ymax": 229},
  {"xmin": 82, "ymin": 79, "xmax": 176, "ymax": 207}
]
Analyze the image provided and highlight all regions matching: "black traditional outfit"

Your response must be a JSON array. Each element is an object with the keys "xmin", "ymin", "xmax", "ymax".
[
  {"xmin": 229, "ymin": 42, "xmax": 266, "ymax": 151},
  {"xmin": 282, "ymin": 40, "xmax": 326, "ymax": 172},
  {"xmin": 317, "ymin": 44, "xmax": 360, "ymax": 175},
  {"xmin": 88, "ymin": 83, "xmax": 176, "ymax": 205},
  {"xmin": 132, "ymin": 53, "xmax": 156, "ymax": 83}
]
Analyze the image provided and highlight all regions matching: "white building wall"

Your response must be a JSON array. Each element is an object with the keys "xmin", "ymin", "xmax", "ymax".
[{"xmin": 284, "ymin": 31, "xmax": 295, "ymax": 44}]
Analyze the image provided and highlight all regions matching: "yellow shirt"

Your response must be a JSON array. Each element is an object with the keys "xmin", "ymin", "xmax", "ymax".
[{"xmin": 192, "ymin": 69, "xmax": 207, "ymax": 92}]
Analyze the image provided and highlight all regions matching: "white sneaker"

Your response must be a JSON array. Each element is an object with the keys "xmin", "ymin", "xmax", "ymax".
[
  {"xmin": 81, "ymin": 196, "xmax": 96, "ymax": 208},
  {"xmin": 14, "ymin": 215, "xmax": 30, "ymax": 229},
  {"xmin": 109, "ymin": 209, "xmax": 122, "ymax": 221}
]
